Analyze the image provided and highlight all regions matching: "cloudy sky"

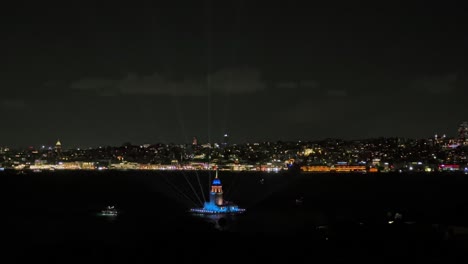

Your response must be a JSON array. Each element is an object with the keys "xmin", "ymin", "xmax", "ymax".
[{"xmin": 1, "ymin": 1, "xmax": 466, "ymax": 148}]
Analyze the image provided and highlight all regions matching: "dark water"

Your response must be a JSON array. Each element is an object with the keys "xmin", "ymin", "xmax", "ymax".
[{"xmin": 5, "ymin": 170, "xmax": 468, "ymax": 262}]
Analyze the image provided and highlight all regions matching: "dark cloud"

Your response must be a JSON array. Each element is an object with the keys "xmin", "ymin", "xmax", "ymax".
[
  {"xmin": 273, "ymin": 80, "xmax": 320, "ymax": 91},
  {"xmin": 410, "ymin": 74, "xmax": 458, "ymax": 94},
  {"xmin": 275, "ymin": 82, "xmax": 299, "ymax": 89},
  {"xmin": 299, "ymin": 80, "xmax": 320, "ymax": 89},
  {"xmin": 70, "ymin": 68, "xmax": 266, "ymax": 96},
  {"xmin": 327, "ymin": 90, "xmax": 348, "ymax": 97},
  {"xmin": 1, "ymin": 99, "xmax": 27, "ymax": 109}
]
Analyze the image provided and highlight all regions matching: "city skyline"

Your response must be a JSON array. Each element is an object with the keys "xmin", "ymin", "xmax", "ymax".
[
  {"xmin": 1, "ymin": 2, "xmax": 466, "ymax": 147},
  {"xmin": 1, "ymin": 127, "xmax": 467, "ymax": 173},
  {"xmin": 1, "ymin": 122, "xmax": 467, "ymax": 150},
  {"xmin": 1, "ymin": 120, "xmax": 467, "ymax": 150}
]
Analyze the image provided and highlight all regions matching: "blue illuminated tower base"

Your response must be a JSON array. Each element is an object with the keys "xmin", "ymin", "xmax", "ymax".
[{"xmin": 190, "ymin": 203, "xmax": 246, "ymax": 214}]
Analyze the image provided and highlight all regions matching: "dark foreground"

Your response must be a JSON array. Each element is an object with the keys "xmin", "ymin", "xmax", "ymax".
[{"xmin": 5, "ymin": 170, "xmax": 468, "ymax": 262}]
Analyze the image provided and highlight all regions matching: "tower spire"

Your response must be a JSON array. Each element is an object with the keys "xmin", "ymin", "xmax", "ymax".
[{"xmin": 215, "ymin": 169, "xmax": 218, "ymax": 178}]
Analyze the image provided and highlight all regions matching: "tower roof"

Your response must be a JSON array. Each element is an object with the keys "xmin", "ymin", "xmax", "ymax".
[
  {"xmin": 56, "ymin": 140, "xmax": 61, "ymax": 146},
  {"xmin": 212, "ymin": 178, "xmax": 221, "ymax": 185},
  {"xmin": 212, "ymin": 170, "xmax": 222, "ymax": 185}
]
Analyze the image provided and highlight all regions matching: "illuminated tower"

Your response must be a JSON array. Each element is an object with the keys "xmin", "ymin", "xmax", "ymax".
[
  {"xmin": 55, "ymin": 140, "xmax": 62, "ymax": 155},
  {"xmin": 190, "ymin": 169, "xmax": 245, "ymax": 214},
  {"xmin": 210, "ymin": 170, "xmax": 224, "ymax": 206},
  {"xmin": 458, "ymin": 121, "xmax": 468, "ymax": 143},
  {"xmin": 222, "ymin": 133, "xmax": 229, "ymax": 148},
  {"xmin": 192, "ymin": 137, "xmax": 198, "ymax": 146}
]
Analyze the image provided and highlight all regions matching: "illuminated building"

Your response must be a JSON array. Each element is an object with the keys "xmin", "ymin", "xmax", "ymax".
[
  {"xmin": 332, "ymin": 165, "xmax": 367, "ymax": 172},
  {"xmin": 222, "ymin": 133, "xmax": 229, "ymax": 148},
  {"xmin": 210, "ymin": 172, "xmax": 224, "ymax": 206},
  {"xmin": 301, "ymin": 165, "xmax": 367, "ymax": 173},
  {"xmin": 301, "ymin": 165, "xmax": 331, "ymax": 172},
  {"xmin": 192, "ymin": 137, "xmax": 198, "ymax": 146},
  {"xmin": 190, "ymin": 170, "xmax": 245, "ymax": 214},
  {"xmin": 439, "ymin": 164, "xmax": 460, "ymax": 171},
  {"xmin": 55, "ymin": 139, "xmax": 62, "ymax": 160},
  {"xmin": 55, "ymin": 139, "xmax": 62, "ymax": 154},
  {"xmin": 458, "ymin": 121, "xmax": 468, "ymax": 144}
]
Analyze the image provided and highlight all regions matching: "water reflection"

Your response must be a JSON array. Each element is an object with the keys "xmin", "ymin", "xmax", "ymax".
[{"xmin": 190, "ymin": 213, "xmax": 240, "ymax": 231}]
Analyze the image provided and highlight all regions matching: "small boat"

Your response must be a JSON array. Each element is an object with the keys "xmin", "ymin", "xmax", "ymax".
[
  {"xmin": 295, "ymin": 197, "xmax": 304, "ymax": 205},
  {"xmin": 100, "ymin": 206, "xmax": 118, "ymax": 217}
]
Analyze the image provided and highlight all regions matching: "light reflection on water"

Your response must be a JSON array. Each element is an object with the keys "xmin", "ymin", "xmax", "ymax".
[{"xmin": 190, "ymin": 213, "xmax": 240, "ymax": 231}]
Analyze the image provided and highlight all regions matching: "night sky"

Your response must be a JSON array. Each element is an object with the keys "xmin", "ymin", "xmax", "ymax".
[{"xmin": 1, "ymin": 2, "xmax": 466, "ymax": 148}]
